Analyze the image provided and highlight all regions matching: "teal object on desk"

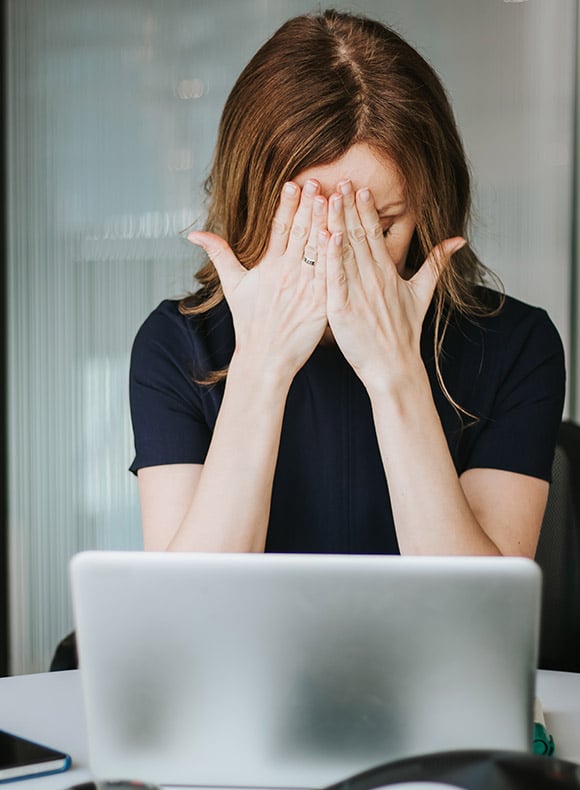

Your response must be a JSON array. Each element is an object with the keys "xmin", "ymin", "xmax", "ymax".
[
  {"xmin": 533, "ymin": 721, "xmax": 555, "ymax": 756},
  {"xmin": 533, "ymin": 698, "xmax": 555, "ymax": 756}
]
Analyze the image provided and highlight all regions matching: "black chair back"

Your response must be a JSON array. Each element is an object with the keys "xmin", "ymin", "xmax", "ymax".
[{"xmin": 535, "ymin": 420, "xmax": 580, "ymax": 671}]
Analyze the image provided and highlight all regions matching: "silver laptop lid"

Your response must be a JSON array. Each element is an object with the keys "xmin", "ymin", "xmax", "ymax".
[{"xmin": 70, "ymin": 552, "xmax": 541, "ymax": 788}]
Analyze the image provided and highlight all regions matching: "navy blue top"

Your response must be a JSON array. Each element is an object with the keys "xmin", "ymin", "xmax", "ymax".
[{"xmin": 129, "ymin": 288, "xmax": 565, "ymax": 554}]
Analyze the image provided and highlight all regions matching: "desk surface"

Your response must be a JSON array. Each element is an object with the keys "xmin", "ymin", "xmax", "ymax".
[{"xmin": 1, "ymin": 669, "xmax": 579, "ymax": 789}]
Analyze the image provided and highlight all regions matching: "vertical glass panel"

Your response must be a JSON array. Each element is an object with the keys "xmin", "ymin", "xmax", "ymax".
[{"xmin": 7, "ymin": 0, "xmax": 575, "ymax": 673}]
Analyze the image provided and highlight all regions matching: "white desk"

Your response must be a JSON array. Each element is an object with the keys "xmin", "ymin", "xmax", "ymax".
[{"xmin": 1, "ymin": 669, "xmax": 580, "ymax": 789}]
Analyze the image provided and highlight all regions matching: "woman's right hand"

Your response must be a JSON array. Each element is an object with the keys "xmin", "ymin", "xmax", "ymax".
[{"xmin": 188, "ymin": 180, "xmax": 328, "ymax": 382}]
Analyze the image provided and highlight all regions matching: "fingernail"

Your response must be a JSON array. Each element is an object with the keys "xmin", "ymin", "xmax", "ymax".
[
  {"xmin": 332, "ymin": 195, "xmax": 343, "ymax": 211},
  {"xmin": 284, "ymin": 182, "xmax": 298, "ymax": 196},
  {"xmin": 338, "ymin": 180, "xmax": 352, "ymax": 196},
  {"xmin": 359, "ymin": 188, "xmax": 371, "ymax": 203},
  {"xmin": 313, "ymin": 196, "xmax": 326, "ymax": 214},
  {"xmin": 304, "ymin": 180, "xmax": 319, "ymax": 196}
]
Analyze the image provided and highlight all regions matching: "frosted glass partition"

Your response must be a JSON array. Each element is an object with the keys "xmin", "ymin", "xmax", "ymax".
[{"xmin": 7, "ymin": 0, "xmax": 576, "ymax": 674}]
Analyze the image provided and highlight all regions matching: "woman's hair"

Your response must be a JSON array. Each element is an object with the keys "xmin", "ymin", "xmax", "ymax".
[{"xmin": 181, "ymin": 9, "xmax": 501, "ymax": 405}]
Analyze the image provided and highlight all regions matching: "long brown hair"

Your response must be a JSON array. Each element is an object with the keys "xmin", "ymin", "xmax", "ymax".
[{"xmin": 181, "ymin": 9, "xmax": 502, "ymax": 402}]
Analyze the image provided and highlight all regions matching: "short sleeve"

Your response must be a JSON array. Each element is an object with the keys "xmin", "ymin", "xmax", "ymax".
[
  {"xmin": 464, "ymin": 308, "xmax": 565, "ymax": 481},
  {"xmin": 129, "ymin": 304, "xmax": 212, "ymax": 474}
]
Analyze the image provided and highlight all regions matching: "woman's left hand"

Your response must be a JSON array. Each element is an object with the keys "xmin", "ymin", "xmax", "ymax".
[{"xmin": 319, "ymin": 180, "xmax": 465, "ymax": 396}]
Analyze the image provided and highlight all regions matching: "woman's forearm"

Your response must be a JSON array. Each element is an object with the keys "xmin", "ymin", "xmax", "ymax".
[
  {"xmin": 164, "ymin": 179, "xmax": 328, "ymax": 553},
  {"xmin": 368, "ymin": 364, "xmax": 501, "ymax": 556},
  {"xmin": 167, "ymin": 351, "xmax": 292, "ymax": 553}
]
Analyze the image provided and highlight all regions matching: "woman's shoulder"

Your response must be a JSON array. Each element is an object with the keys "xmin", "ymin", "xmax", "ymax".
[
  {"xmin": 131, "ymin": 299, "xmax": 192, "ymax": 358},
  {"xmin": 445, "ymin": 287, "xmax": 565, "ymax": 399},
  {"xmin": 473, "ymin": 285, "xmax": 553, "ymax": 323},
  {"xmin": 136, "ymin": 296, "xmax": 205, "ymax": 332},
  {"xmin": 136, "ymin": 297, "xmax": 185, "ymax": 328},
  {"xmin": 444, "ymin": 288, "xmax": 565, "ymax": 481},
  {"xmin": 134, "ymin": 296, "xmax": 233, "ymax": 351},
  {"xmin": 464, "ymin": 286, "xmax": 563, "ymax": 351},
  {"xmin": 132, "ymin": 295, "xmax": 235, "ymax": 379}
]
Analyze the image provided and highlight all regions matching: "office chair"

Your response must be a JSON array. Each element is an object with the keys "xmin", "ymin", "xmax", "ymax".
[
  {"xmin": 535, "ymin": 420, "xmax": 580, "ymax": 672},
  {"xmin": 49, "ymin": 630, "xmax": 77, "ymax": 671}
]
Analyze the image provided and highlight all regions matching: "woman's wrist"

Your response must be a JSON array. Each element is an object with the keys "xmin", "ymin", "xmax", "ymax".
[
  {"xmin": 227, "ymin": 348, "xmax": 295, "ymax": 399},
  {"xmin": 362, "ymin": 355, "xmax": 430, "ymax": 409}
]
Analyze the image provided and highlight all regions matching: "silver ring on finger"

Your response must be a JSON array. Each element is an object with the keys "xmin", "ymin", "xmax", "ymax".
[{"xmin": 303, "ymin": 254, "xmax": 316, "ymax": 266}]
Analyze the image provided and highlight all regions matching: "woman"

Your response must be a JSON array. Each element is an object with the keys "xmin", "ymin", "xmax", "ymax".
[{"xmin": 129, "ymin": 9, "xmax": 565, "ymax": 556}]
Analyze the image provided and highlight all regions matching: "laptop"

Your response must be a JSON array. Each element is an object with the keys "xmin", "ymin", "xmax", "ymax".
[{"xmin": 70, "ymin": 552, "xmax": 541, "ymax": 788}]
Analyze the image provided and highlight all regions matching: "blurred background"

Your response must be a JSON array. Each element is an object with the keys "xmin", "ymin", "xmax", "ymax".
[{"xmin": 1, "ymin": 0, "xmax": 578, "ymax": 675}]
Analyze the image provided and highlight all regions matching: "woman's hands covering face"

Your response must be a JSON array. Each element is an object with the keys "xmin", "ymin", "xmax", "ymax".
[
  {"xmin": 320, "ymin": 179, "xmax": 466, "ymax": 393},
  {"xmin": 188, "ymin": 179, "xmax": 329, "ymax": 381},
  {"xmin": 188, "ymin": 179, "xmax": 465, "ymax": 390}
]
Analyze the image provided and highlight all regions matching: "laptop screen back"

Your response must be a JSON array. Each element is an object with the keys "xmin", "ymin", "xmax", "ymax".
[{"xmin": 71, "ymin": 552, "xmax": 541, "ymax": 788}]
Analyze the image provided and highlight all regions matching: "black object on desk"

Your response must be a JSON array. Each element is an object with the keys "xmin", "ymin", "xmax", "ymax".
[{"xmin": 326, "ymin": 749, "xmax": 580, "ymax": 790}]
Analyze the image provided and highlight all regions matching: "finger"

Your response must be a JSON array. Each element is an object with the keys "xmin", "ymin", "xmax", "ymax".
[
  {"xmin": 187, "ymin": 231, "xmax": 246, "ymax": 296},
  {"xmin": 355, "ymin": 188, "xmax": 392, "ymax": 264},
  {"xmin": 266, "ymin": 181, "xmax": 301, "ymax": 257},
  {"xmin": 285, "ymin": 179, "xmax": 320, "ymax": 262},
  {"xmin": 327, "ymin": 192, "xmax": 344, "ymax": 235},
  {"xmin": 315, "ymin": 229, "xmax": 329, "ymax": 285},
  {"xmin": 310, "ymin": 229, "xmax": 328, "ymax": 303},
  {"xmin": 338, "ymin": 179, "xmax": 372, "ymax": 267},
  {"xmin": 326, "ymin": 231, "xmax": 348, "ymax": 313},
  {"xmin": 328, "ymin": 192, "xmax": 358, "ymax": 277},
  {"xmin": 302, "ymin": 195, "xmax": 327, "ymax": 269},
  {"xmin": 411, "ymin": 237, "xmax": 467, "ymax": 304}
]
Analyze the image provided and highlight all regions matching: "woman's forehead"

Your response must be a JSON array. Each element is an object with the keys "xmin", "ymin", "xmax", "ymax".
[{"xmin": 294, "ymin": 143, "xmax": 406, "ymax": 208}]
